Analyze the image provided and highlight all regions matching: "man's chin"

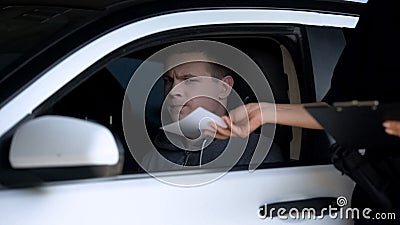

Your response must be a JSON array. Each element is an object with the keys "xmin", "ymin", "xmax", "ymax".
[
  {"xmin": 168, "ymin": 105, "xmax": 198, "ymax": 121},
  {"xmin": 167, "ymin": 112, "xmax": 188, "ymax": 122},
  {"xmin": 178, "ymin": 112, "xmax": 189, "ymax": 121},
  {"xmin": 176, "ymin": 106, "xmax": 191, "ymax": 120}
]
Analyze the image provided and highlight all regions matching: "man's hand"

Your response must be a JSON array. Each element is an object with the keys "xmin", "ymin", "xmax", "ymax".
[{"xmin": 383, "ymin": 120, "xmax": 400, "ymax": 137}]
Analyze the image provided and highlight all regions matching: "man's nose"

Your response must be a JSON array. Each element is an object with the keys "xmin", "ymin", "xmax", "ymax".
[{"xmin": 168, "ymin": 79, "xmax": 184, "ymax": 97}]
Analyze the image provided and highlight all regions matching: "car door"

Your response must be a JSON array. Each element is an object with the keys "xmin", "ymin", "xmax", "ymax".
[{"xmin": 0, "ymin": 6, "xmax": 359, "ymax": 225}]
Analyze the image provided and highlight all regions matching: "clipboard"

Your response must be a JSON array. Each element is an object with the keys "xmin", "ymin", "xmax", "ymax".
[{"xmin": 304, "ymin": 101, "xmax": 400, "ymax": 148}]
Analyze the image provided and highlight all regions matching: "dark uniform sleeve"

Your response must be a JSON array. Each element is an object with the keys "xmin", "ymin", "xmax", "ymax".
[{"xmin": 323, "ymin": 0, "xmax": 400, "ymax": 105}]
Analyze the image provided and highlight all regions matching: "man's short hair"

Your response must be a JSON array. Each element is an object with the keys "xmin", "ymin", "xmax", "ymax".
[{"xmin": 167, "ymin": 43, "xmax": 234, "ymax": 79}]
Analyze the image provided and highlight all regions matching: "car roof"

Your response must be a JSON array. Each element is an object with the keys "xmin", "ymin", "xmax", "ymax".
[
  {"xmin": 0, "ymin": 0, "xmax": 134, "ymax": 10},
  {"xmin": 0, "ymin": 0, "xmax": 365, "ymax": 107},
  {"xmin": 0, "ymin": 0, "xmax": 364, "ymax": 13}
]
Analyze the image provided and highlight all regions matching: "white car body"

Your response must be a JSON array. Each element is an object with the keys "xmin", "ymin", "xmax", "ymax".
[{"xmin": 0, "ymin": 1, "xmax": 364, "ymax": 224}]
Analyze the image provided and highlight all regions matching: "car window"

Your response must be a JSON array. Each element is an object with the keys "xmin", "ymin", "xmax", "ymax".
[
  {"xmin": 27, "ymin": 22, "xmax": 337, "ymax": 177},
  {"xmin": 306, "ymin": 26, "xmax": 346, "ymax": 101},
  {"xmin": 43, "ymin": 37, "xmax": 305, "ymax": 175}
]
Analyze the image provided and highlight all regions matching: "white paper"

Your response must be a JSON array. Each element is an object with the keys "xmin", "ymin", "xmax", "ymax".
[{"xmin": 161, "ymin": 107, "xmax": 227, "ymax": 137}]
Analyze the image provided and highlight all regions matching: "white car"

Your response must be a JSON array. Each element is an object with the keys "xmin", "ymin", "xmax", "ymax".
[{"xmin": 0, "ymin": 0, "xmax": 365, "ymax": 224}]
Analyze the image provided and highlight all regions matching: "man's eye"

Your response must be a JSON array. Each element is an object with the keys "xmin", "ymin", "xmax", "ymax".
[{"xmin": 185, "ymin": 78, "xmax": 199, "ymax": 83}]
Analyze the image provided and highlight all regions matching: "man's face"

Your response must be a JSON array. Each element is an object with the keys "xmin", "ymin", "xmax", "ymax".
[{"xmin": 163, "ymin": 53, "xmax": 232, "ymax": 122}]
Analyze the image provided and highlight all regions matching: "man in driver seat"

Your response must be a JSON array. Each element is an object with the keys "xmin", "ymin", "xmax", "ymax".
[{"xmin": 142, "ymin": 44, "xmax": 284, "ymax": 171}]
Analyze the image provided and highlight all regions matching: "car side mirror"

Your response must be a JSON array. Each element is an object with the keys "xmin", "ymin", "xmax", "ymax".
[{"xmin": 9, "ymin": 116, "xmax": 123, "ymax": 182}]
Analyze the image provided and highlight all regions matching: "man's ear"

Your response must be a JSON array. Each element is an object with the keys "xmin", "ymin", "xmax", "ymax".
[{"xmin": 219, "ymin": 75, "xmax": 234, "ymax": 99}]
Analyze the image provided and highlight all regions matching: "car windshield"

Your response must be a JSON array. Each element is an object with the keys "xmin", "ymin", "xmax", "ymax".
[{"xmin": 0, "ymin": 5, "xmax": 98, "ymax": 82}]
